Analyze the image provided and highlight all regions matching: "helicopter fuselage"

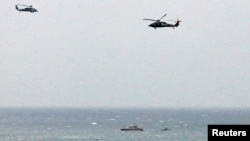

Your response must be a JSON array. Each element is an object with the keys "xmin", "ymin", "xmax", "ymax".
[
  {"xmin": 18, "ymin": 8, "xmax": 37, "ymax": 13},
  {"xmin": 149, "ymin": 21, "xmax": 180, "ymax": 29},
  {"xmin": 16, "ymin": 5, "xmax": 38, "ymax": 13}
]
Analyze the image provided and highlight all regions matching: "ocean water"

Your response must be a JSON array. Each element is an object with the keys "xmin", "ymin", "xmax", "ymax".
[{"xmin": 0, "ymin": 108, "xmax": 250, "ymax": 141}]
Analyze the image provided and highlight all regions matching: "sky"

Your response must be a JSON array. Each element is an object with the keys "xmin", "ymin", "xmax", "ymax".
[{"xmin": 0, "ymin": 0, "xmax": 249, "ymax": 108}]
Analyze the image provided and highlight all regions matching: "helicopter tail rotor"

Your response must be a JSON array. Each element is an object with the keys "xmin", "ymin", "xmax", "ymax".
[{"xmin": 175, "ymin": 18, "xmax": 181, "ymax": 27}]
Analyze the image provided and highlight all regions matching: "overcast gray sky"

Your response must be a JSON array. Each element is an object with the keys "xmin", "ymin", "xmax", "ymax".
[{"xmin": 0, "ymin": 0, "xmax": 249, "ymax": 108}]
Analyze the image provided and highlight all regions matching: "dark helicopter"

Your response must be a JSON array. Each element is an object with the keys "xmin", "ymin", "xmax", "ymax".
[
  {"xmin": 143, "ymin": 14, "xmax": 181, "ymax": 29},
  {"xmin": 15, "ymin": 4, "xmax": 38, "ymax": 13}
]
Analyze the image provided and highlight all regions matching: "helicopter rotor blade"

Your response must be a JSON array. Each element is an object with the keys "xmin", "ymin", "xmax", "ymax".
[
  {"xmin": 143, "ymin": 19, "xmax": 158, "ymax": 21},
  {"xmin": 165, "ymin": 20, "xmax": 175, "ymax": 22},
  {"xmin": 166, "ymin": 18, "xmax": 182, "ymax": 22},
  {"xmin": 16, "ymin": 4, "xmax": 32, "ymax": 7},
  {"xmin": 159, "ymin": 14, "xmax": 167, "ymax": 21}
]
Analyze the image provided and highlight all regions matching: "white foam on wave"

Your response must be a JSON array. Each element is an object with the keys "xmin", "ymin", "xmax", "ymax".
[
  {"xmin": 91, "ymin": 122, "xmax": 97, "ymax": 125},
  {"xmin": 62, "ymin": 136, "xmax": 80, "ymax": 139}
]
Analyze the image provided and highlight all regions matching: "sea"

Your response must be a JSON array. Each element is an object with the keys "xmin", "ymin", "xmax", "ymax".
[{"xmin": 0, "ymin": 108, "xmax": 249, "ymax": 141}]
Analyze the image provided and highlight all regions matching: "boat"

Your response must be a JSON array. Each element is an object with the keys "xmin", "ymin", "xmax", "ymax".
[
  {"xmin": 161, "ymin": 127, "xmax": 170, "ymax": 131},
  {"xmin": 120, "ymin": 125, "xmax": 143, "ymax": 131}
]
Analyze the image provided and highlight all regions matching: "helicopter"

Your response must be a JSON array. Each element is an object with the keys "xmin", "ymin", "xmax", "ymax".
[
  {"xmin": 15, "ymin": 4, "xmax": 38, "ymax": 13},
  {"xmin": 143, "ymin": 14, "xmax": 181, "ymax": 29}
]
